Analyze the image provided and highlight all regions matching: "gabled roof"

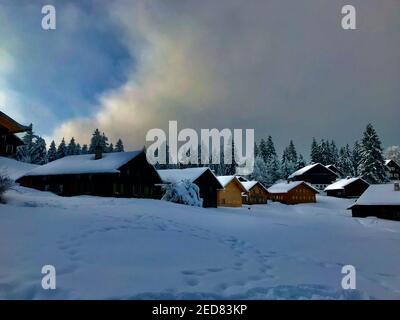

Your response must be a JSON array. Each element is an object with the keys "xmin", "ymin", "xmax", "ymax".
[
  {"xmin": 385, "ymin": 159, "xmax": 400, "ymax": 168},
  {"xmin": 241, "ymin": 180, "xmax": 269, "ymax": 193},
  {"xmin": 22, "ymin": 150, "xmax": 144, "ymax": 177},
  {"xmin": 158, "ymin": 167, "xmax": 223, "ymax": 188},
  {"xmin": 324, "ymin": 177, "xmax": 368, "ymax": 191},
  {"xmin": 267, "ymin": 181, "xmax": 319, "ymax": 194},
  {"xmin": 325, "ymin": 164, "xmax": 344, "ymax": 176},
  {"xmin": 288, "ymin": 163, "xmax": 338, "ymax": 179},
  {"xmin": 348, "ymin": 184, "xmax": 400, "ymax": 207},
  {"xmin": 0, "ymin": 110, "xmax": 30, "ymax": 133},
  {"xmin": 217, "ymin": 175, "xmax": 247, "ymax": 192}
]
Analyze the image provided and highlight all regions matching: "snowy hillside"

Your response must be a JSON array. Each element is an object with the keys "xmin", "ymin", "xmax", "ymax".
[
  {"xmin": 0, "ymin": 157, "xmax": 38, "ymax": 180},
  {"xmin": 1, "ymin": 186, "xmax": 400, "ymax": 299}
]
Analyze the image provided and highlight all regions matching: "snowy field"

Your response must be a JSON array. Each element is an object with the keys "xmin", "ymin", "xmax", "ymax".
[{"xmin": 1, "ymin": 185, "xmax": 400, "ymax": 300}]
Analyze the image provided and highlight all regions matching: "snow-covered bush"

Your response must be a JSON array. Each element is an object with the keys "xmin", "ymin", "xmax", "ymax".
[
  {"xmin": 0, "ymin": 171, "xmax": 13, "ymax": 203},
  {"xmin": 161, "ymin": 179, "xmax": 203, "ymax": 207}
]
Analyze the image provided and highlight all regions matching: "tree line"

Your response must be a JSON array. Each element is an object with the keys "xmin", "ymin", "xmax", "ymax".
[{"xmin": 16, "ymin": 129, "xmax": 124, "ymax": 165}]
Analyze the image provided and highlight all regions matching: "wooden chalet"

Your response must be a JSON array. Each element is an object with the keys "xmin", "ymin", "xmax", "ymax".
[
  {"xmin": 325, "ymin": 164, "xmax": 344, "ymax": 178},
  {"xmin": 348, "ymin": 183, "xmax": 400, "ymax": 221},
  {"xmin": 216, "ymin": 176, "xmax": 247, "ymax": 207},
  {"xmin": 385, "ymin": 160, "xmax": 400, "ymax": 181},
  {"xmin": 241, "ymin": 181, "xmax": 269, "ymax": 205},
  {"xmin": 324, "ymin": 177, "xmax": 369, "ymax": 198},
  {"xmin": 288, "ymin": 163, "xmax": 338, "ymax": 191},
  {"xmin": 157, "ymin": 167, "xmax": 223, "ymax": 208},
  {"xmin": 267, "ymin": 181, "xmax": 319, "ymax": 205},
  {"xmin": 0, "ymin": 110, "xmax": 30, "ymax": 158},
  {"xmin": 16, "ymin": 149, "xmax": 162, "ymax": 198}
]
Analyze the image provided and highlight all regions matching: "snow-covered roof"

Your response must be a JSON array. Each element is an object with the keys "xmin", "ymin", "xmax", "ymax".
[
  {"xmin": 217, "ymin": 175, "xmax": 236, "ymax": 187},
  {"xmin": 350, "ymin": 184, "xmax": 400, "ymax": 206},
  {"xmin": 22, "ymin": 151, "xmax": 143, "ymax": 177},
  {"xmin": 0, "ymin": 156, "xmax": 38, "ymax": 180},
  {"xmin": 267, "ymin": 181, "xmax": 319, "ymax": 194},
  {"xmin": 324, "ymin": 177, "xmax": 367, "ymax": 191},
  {"xmin": 385, "ymin": 159, "xmax": 400, "ymax": 167},
  {"xmin": 241, "ymin": 180, "xmax": 269, "ymax": 193},
  {"xmin": 288, "ymin": 163, "xmax": 337, "ymax": 179},
  {"xmin": 158, "ymin": 167, "xmax": 217, "ymax": 184}
]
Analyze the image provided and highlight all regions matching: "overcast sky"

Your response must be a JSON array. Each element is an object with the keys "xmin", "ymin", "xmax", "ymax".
[{"xmin": 1, "ymin": 0, "xmax": 399, "ymax": 156}]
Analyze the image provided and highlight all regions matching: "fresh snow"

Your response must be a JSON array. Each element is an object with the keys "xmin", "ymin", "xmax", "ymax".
[
  {"xmin": 324, "ymin": 177, "xmax": 366, "ymax": 191},
  {"xmin": 240, "ymin": 181, "xmax": 259, "ymax": 192},
  {"xmin": 0, "ymin": 157, "xmax": 38, "ymax": 180},
  {"xmin": 1, "ymin": 159, "xmax": 400, "ymax": 300},
  {"xmin": 288, "ymin": 163, "xmax": 337, "ymax": 179},
  {"xmin": 21, "ymin": 151, "xmax": 143, "ymax": 177},
  {"xmin": 216, "ymin": 176, "xmax": 236, "ymax": 188},
  {"xmin": 350, "ymin": 184, "xmax": 400, "ymax": 206}
]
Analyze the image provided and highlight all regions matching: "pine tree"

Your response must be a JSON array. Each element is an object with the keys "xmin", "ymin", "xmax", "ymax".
[
  {"xmin": 358, "ymin": 124, "xmax": 388, "ymax": 183},
  {"xmin": 258, "ymin": 138, "xmax": 268, "ymax": 163},
  {"xmin": 89, "ymin": 129, "xmax": 103, "ymax": 153},
  {"xmin": 56, "ymin": 138, "xmax": 67, "ymax": 159},
  {"xmin": 281, "ymin": 141, "xmax": 298, "ymax": 179},
  {"xmin": 329, "ymin": 140, "xmax": 339, "ymax": 165},
  {"xmin": 47, "ymin": 140, "xmax": 57, "ymax": 162},
  {"xmin": 76, "ymin": 143, "xmax": 82, "ymax": 155},
  {"xmin": 31, "ymin": 137, "xmax": 47, "ymax": 165},
  {"xmin": 81, "ymin": 144, "xmax": 88, "ymax": 154},
  {"xmin": 115, "ymin": 139, "xmax": 124, "ymax": 152},
  {"xmin": 352, "ymin": 140, "xmax": 362, "ymax": 176},
  {"xmin": 384, "ymin": 146, "xmax": 400, "ymax": 165},
  {"xmin": 338, "ymin": 145, "xmax": 354, "ymax": 177},
  {"xmin": 296, "ymin": 154, "xmax": 306, "ymax": 170},
  {"xmin": 310, "ymin": 138, "xmax": 321, "ymax": 164},
  {"xmin": 16, "ymin": 130, "xmax": 36, "ymax": 163},
  {"xmin": 107, "ymin": 143, "xmax": 114, "ymax": 153},
  {"xmin": 250, "ymin": 156, "xmax": 269, "ymax": 186},
  {"xmin": 67, "ymin": 137, "xmax": 77, "ymax": 156}
]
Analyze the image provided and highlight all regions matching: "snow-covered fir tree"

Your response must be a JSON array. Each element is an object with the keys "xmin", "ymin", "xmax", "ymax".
[
  {"xmin": 107, "ymin": 143, "xmax": 114, "ymax": 153},
  {"xmin": 16, "ymin": 130, "xmax": 36, "ymax": 163},
  {"xmin": 31, "ymin": 137, "xmax": 47, "ymax": 165},
  {"xmin": 310, "ymin": 138, "xmax": 321, "ymax": 164},
  {"xmin": 89, "ymin": 129, "xmax": 108, "ymax": 153},
  {"xmin": 81, "ymin": 144, "xmax": 88, "ymax": 154},
  {"xmin": 281, "ymin": 140, "xmax": 298, "ymax": 178},
  {"xmin": 67, "ymin": 137, "xmax": 77, "ymax": 155},
  {"xmin": 56, "ymin": 138, "xmax": 68, "ymax": 159},
  {"xmin": 47, "ymin": 141, "xmax": 57, "ymax": 163},
  {"xmin": 250, "ymin": 156, "xmax": 269, "ymax": 186},
  {"xmin": 358, "ymin": 124, "xmax": 388, "ymax": 184},
  {"xmin": 115, "ymin": 139, "xmax": 124, "ymax": 152},
  {"xmin": 76, "ymin": 143, "xmax": 82, "ymax": 155},
  {"xmin": 352, "ymin": 140, "xmax": 362, "ymax": 176},
  {"xmin": 338, "ymin": 144, "xmax": 354, "ymax": 177},
  {"xmin": 296, "ymin": 154, "xmax": 306, "ymax": 170}
]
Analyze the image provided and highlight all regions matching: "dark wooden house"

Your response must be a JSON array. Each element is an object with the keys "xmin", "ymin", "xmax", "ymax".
[
  {"xmin": 385, "ymin": 160, "xmax": 400, "ymax": 181},
  {"xmin": 267, "ymin": 181, "xmax": 319, "ymax": 205},
  {"xmin": 157, "ymin": 167, "xmax": 223, "ymax": 208},
  {"xmin": 288, "ymin": 163, "xmax": 338, "ymax": 191},
  {"xmin": 324, "ymin": 177, "xmax": 369, "ymax": 198},
  {"xmin": 348, "ymin": 183, "xmax": 400, "ymax": 221},
  {"xmin": 0, "ymin": 110, "xmax": 30, "ymax": 158},
  {"xmin": 16, "ymin": 149, "xmax": 162, "ymax": 198},
  {"xmin": 241, "ymin": 181, "xmax": 269, "ymax": 205},
  {"xmin": 325, "ymin": 164, "xmax": 344, "ymax": 178}
]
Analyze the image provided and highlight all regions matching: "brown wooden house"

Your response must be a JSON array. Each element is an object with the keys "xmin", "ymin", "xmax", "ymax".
[
  {"xmin": 241, "ymin": 181, "xmax": 269, "ymax": 205},
  {"xmin": 16, "ymin": 149, "xmax": 162, "ymax": 198},
  {"xmin": 385, "ymin": 159, "xmax": 400, "ymax": 181},
  {"xmin": 348, "ymin": 183, "xmax": 400, "ymax": 221},
  {"xmin": 157, "ymin": 167, "xmax": 223, "ymax": 208},
  {"xmin": 0, "ymin": 110, "xmax": 30, "ymax": 158},
  {"xmin": 217, "ymin": 176, "xmax": 247, "ymax": 207},
  {"xmin": 324, "ymin": 177, "xmax": 369, "ymax": 198},
  {"xmin": 267, "ymin": 181, "xmax": 319, "ymax": 205},
  {"xmin": 288, "ymin": 163, "xmax": 338, "ymax": 191}
]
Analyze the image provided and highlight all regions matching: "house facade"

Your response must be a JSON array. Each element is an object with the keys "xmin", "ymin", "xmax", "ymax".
[
  {"xmin": 241, "ymin": 181, "xmax": 269, "ymax": 205},
  {"xmin": 17, "ymin": 150, "xmax": 162, "ymax": 198},
  {"xmin": 217, "ymin": 176, "xmax": 247, "ymax": 207},
  {"xmin": 324, "ymin": 177, "xmax": 369, "ymax": 198},
  {"xmin": 348, "ymin": 183, "xmax": 400, "ymax": 221},
  {"xmin": 385, "ymin": 160, "xmax": 400, "ymax": 181},
  {"xmin": 0, "ymin": 110, "xmax": 30, "ymax": 158},
  {"xmin": 267, "ymin": 181, "xmax": 319, "ymax": 205},
  {"xmin": 288, "ymin": 163, "xmax": 338, "ymax": 191},
  {"xmin": 157, "ymin": 167, "xmax": 222, "ymax": 208}
]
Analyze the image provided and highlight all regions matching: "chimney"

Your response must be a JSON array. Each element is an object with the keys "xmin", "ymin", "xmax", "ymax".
[
  {"xmin": 394, "ymin": 182, "xmax": 400, "ymax": 192},
  {"xmin": 95, "ymin": 145, "xmax": 103, "ymax": 160}
]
